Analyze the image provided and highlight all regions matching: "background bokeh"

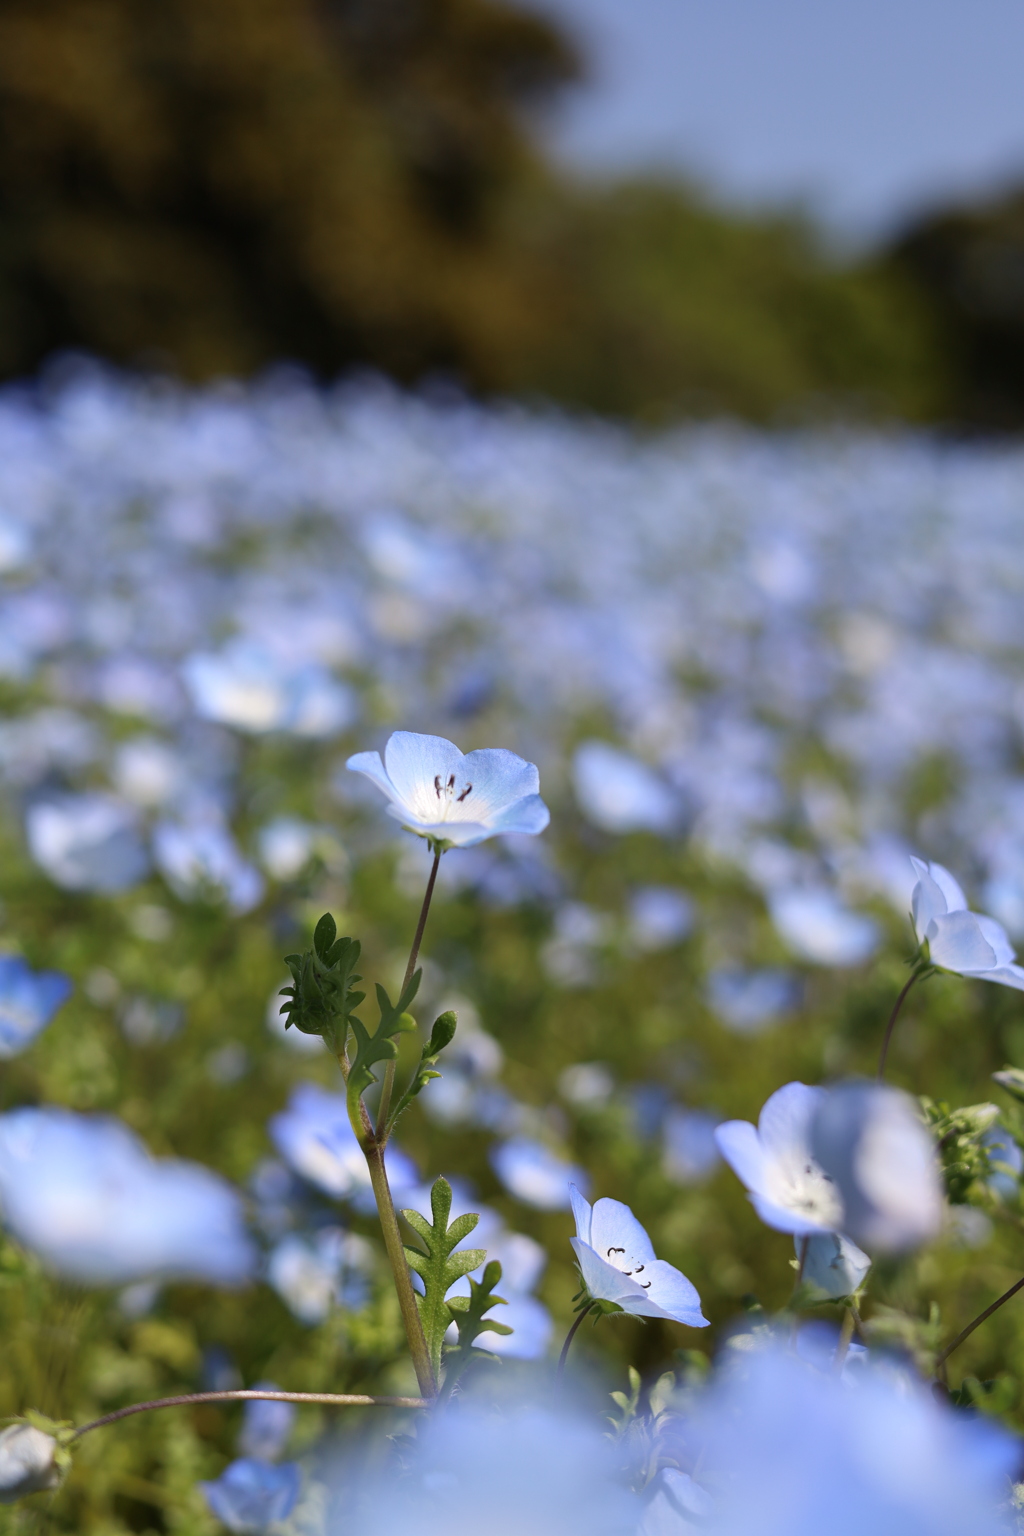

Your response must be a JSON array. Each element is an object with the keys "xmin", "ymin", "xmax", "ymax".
[{"xmin": 2, "ymin": 3, "xmax": 1024, "ymax": 1531}]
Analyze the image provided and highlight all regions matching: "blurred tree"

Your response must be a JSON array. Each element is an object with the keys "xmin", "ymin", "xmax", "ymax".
[
  {"xmin": 886, "ymin": 187, "xmax": 1024, "ymax": 430},
  {"xmin": 0, "ymin": 0, "xmax": 943, "ymax": 421}
]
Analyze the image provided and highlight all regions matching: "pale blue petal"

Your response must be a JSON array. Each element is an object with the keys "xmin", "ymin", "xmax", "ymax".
[
  {"xmin": 911, "ymin": 859, "xmax": 950, "ymax": 937},
  {"xmin": 928, "ymin": 910, "xmax": 998, "ymax": 973},
  {"xmin": 346, "ymin": 750, "xmax": 400, "ymax": 804},
  {"xmin": 641, "ymin": 1259, "xmax": 708, "ymax": 1326},
  {"xmin": 385, "ymin": 804, "xmax": 491, "ymax": 845},
  {"xmin": 460, "ymin": 748, "xmax": 540, "ymax": 820},
  {"xmin": 750, "ymin": 1192, "xmax": 832, "ymax": 1236},
  {"xmin": 975, "ymin": 914, "xmax": 1016, "ymax": 967},
  {"xmin": 981, "ymin": 965, "xmax": 1024, "ymax": 992},
  {"xmin": 569, "ymin": 1183, "xmax": 592, "ymax": 1243},
  {"xmin": 588, "ymin": 1198, "xmax": 657, "ymax": 1266},
  {"xmin": 489, "ymin": 794, "xmax": 551, "ymax": 837},
  {"xmin": 927, "ymin": 860, "xmax": 968, "ymax": 913},
  {"xmin": 757, "ymin": 1082, "xmax": 822, "ymax": 1162},
  {"xmin": 383, "ymin": 732, "xmax": 463, "ymax": 810},
  {"xmin": 714, "ymin": 1120, "xmax": 769, "ymax": 1197},
  {"xmin": 570, "ymin": 1237, "xmax": 644, "ymax": 1306}
]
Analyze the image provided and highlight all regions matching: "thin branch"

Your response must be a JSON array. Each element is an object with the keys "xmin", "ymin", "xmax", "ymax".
[
  {"xmin": 934, "ymin": 1274, "xmax": 1024, "ymax": 1370},
  {"xmin": 376, "ymin": 848, "xmax": 441, "ymax": 1138},
  {"xmin": 877, "ymin": 968, "xmax": 925, "ymax": 1081},
  {"xmin": 557, "ymin": 1303, "xmax": 596, "ymax": 1377},
  {"xmin": 71, "ymin": 1390, "xmax": 430, "ymax": 1441}
]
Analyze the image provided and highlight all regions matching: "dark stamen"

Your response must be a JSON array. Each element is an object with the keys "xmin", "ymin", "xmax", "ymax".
[
  {"xmin": 447, "ymin": 774, "xmax": 455, "ymax": 791},
  {"xmin": 607, "ymin": 1247, "xmax": 625, "ymax": 1256},
  {"xmin": 640, "ymin": 1281, "xmax": 651, "ymax": 1289},
  {"xmin": 434, "ymin": 776, "xmax": 442, "ymax": 799},
  {"xmin": 457, "ymin": 783, "xmax": 473, "ymax": 802}
]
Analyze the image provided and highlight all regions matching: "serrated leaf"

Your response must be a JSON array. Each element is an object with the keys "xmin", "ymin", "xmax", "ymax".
[
  {"xmin": 388, "ymin": 1010, "xmax": 459, "ymax": 1131},
  {"xmin": 400, "ymin": 1176, "xmax": 486, "ymax": 1383},
  {"xmin": 345, "ymin": 971, "xmax": 423, "ymax": 1136},
  {"xmin": 441, "ymin": 1259, "xmax": 511, "ymax": 1398},
  {"xmin": 278, "ymin": 918, "xmax": 363, "ymax": 1052}
]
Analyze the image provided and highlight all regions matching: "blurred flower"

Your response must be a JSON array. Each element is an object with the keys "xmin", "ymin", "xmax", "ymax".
[
  {"xmin": 706, "ymin": 968, "xmax": 801, "ymax": 1034},
  {"xmin": 0, "ymin": 956, "xmax": 72, "ymax": 1058},
  {"xmin": 490, "ymin": 1137, "xmax": 585, "ymax": 1210},
  {"xmin": 256, "ymin": 817, "xmax": 318, "ymax": 880},
  {"xmin": 685, "ymin": 1344, "xmax": 1015, "ymax": 1536},
  {"xmin": 663, "ymin": 1108, "xmax": 722, "ymax": 1184},
  {"xmin": 112, "ymin": 736, "xmax": 186, "ymax": 807},
  {"xmin": 269, "ymin": 1083, "xmax": 417, "ymax": 1205},
  {"xmin": 0, "ymin": 1107, "xmax": 256, "ymax": 1284},
  {"xmin": 369, "ymin": 1401, "xmax": 636, "ymax": 1536},
  {"xmin": 797, "ymin": 1233, "xmax": 871, "ymax": 1299},
  {"xmin": 346, "ymin": 731, "xmax": 549, "ymax": 848},
  {"xmin": 267, "ymin": 1229, "xmax": 372, "ymax": 1324},
  {"xmin": 569, "ymin": 1185, "xmax": 707, "ymax": 1327},
  {"xmin": 559, "ymin": 1062, "xmax": 614, "ymax": 1108},
  {"xmin": 626, "ymin": 886, "xmax": 694, "ymax": 951},
  {"xmin": 237, "ymin": 1386, "xmax": 295, "ymax": 1461},
  {"xmin": 811, "ymin": 1082, "xmax": 943, "ymax": 1252},
  {"xmin": 639, "ymin": 1468, "xmax": 714, "ymax": 1536},
  {"xmin": 184, "ymin": 638, "xmax": 354, "ymax": 738},
  {"xmin": 714, "ymin": 1082, "xmax": 843, "ymax": 1235},
  {"xmin": 769, "ymin": 888, "xmax": 879, "ymax": 967},
  {"xmin": 0, "ymin": 1425, "xmax": 61, "ymax": 1504},
  {"xmin": 153, "ymin": 816, "xmax": 263, "ymax": 912},
  {"xmin": 572, "ymin": 741, "xmax": 682, "ymax": 835},
  {"xmin": 25, "ymin": 793, "xmax": 149, "ymax": 893},
  {"xmin": 911, "ymin": 856, "xmax": 1024, "ymax": 989},
  {"xmin": 199, "ymin": 1458, "xmax": 301, "ymax": 1534}
]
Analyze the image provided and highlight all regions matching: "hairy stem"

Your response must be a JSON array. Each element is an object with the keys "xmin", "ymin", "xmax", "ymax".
[
  {"xmin": 557, "ymin": 1303, "xmax": 596, "ymax": 1377},
  {"xmin": 934, "ymin": 1274, "xmax": 1024, "ymax": 1371},
  {"xmin": 71, "ymin": 1390, "xmax": 429, "ymax": 1441},
  {"xmin": 877, "ymin": 968, "xmax": 924, "ymax": 1081},
  {"xmin": 364, "ymin": 1140, "xmax": 437, "ymax": 1398},
  {"xmin": 376, "ymin": 849, "xmax": 441, "ymax": 1139}
]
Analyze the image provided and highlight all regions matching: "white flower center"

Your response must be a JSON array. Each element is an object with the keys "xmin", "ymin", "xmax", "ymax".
[
  {"xmin": 429, "ymin": 772, "xmax": 475, "ymax": 821},
  {"xmin": 604, "ymin": 1245, "xmax": 652, "ymax": 1289},
  {"xmin": 766, "ymin": 1153, "xmax": 842, "ymax": 1228}
]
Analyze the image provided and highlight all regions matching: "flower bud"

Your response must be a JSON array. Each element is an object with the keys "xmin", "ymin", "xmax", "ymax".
[{"xmin": 0, "ymin": 1424, "xmax": 61, "ymax": 1503}]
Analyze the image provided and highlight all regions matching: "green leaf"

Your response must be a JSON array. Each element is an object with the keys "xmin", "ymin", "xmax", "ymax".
[
  {"xmin": 389, "ymin": 1010, "xmax": 458, "ymax": 1130},
  {"xmin": 401, "ymin": 1176, "xmax": 485, "ymax": 1383},
  {"xmin": 345, "ymin": 971, "xmax": 422, "ymax": 1136},
  {"xmin": 441, "ymin": 1259, "xmax": 510, "ymax": 1397},
  {"xmin": 606, "ymin": 1367, "xmax": 641, "ymax": 1437},
  {"xmin": 278, "ymin": 917, "xmax": 363, "ymax": 1052}
]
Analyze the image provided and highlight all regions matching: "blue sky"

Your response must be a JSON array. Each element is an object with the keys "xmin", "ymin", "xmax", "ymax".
[{"xmin": 529, "ymin": 0, "xmax": 1024, "ymax": 242}]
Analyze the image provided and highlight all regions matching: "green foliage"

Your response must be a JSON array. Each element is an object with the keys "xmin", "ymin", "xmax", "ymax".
[
  {"xmin": 921, "ymin": 1098, "xmax": 1002, "ymax": 1204},
  {"xmin": 401, "ymin": 1177, "xmax": 486, "ymax": 1384},
  {"xmin": 346, "ymin": 972, "xmax": 421, "ymax": 1137},
  {"xmin": 390, "ymin": 1010, "xmax": 459, "ymax": 1128},
  {"xmin": 280, "ymin": 914, "xmax": 364, "ymax": 1050},
  {"xmin": 442, "ymin": 1259, "xmax": 510, "ymax": 1396}
]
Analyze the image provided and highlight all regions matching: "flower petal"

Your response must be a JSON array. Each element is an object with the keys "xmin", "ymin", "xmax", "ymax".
[
  {"xmin": 975, "ymin": 914, "xmax": 1016, "ymax": 968},
  {"xmin": 459, "ymin": 749, "xmax": 540, "ymax": 820},
  {"xmin": 569, "ymin": 1183, "xmax": 592, "ymax": 1244},
  {"xmin": 588, "ymin": 1198, "xmax": 657, "ymax": 1267},
  {"xmin": 383, "ymin": 732, "xmax": 464, "ymax": 818},
  {"xmin": 489, "ymin": 794, "xmax": 551, "ymax": 837},
  {"xmin": 714, "ymin": 1120, "xmax": 769, "ymax": 1197},
  {"xmin": 979, "ymin": 965, "xmax": 1024, "ymax": 992},
  {"xmin": 570, "ymin": 1237, "xmax": 647, "ymax": 1307},
  {"xmin": 639, "ymin": 1258, "xmax": 708, "ymax": 1326},
  {"xmin": 927, "ymin": 909, "xmax": 998, "ymax": 973},
  {"xmin": 757, "ymin": 1082, "xmax": 823, "ymax": 1162},
  {"xmin": 911, "ymin": 859, "xmax": 951, "ymax": 938},
  {"xmin": 346, "ymin": 750, "xmax": 399, "ymax": 804},
  {"xmin": 750, "ymin": 1192, "xmax": 835, "ymax": 1236},
  {"xmin": 926, "ymin": 860, "xmax": 969, "ymax": 914}
]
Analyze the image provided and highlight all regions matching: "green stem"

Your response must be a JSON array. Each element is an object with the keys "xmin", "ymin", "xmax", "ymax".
[
  {"xmin": 376, "ymin": 849, "xmax": 441, "ymax": 1140},
  {"xmin": 934, "ymin": 1273, "xmax": 1024, "ymax": 1371},
  {"xmin": 557, "ymin": 1303, "xmax": 596, "ymax": 1377},
  {"xmin": 363, "ymin": 1140, "xmax": 437, "ymax": 1398},
  {"xmin": 71, "ymin": 1389, "xmax": 428, "ymax": 1441},
  {"xmin": 877, "ymin": 967, "xmax": 926, "ymax": 1081}
]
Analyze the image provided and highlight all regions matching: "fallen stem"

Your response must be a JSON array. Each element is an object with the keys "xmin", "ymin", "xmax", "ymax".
[
  {"xmin": 877, "ymin": 967, "xmax": 926, "ymax": 1081},
  {"xmin": 934, "ymin": 1274, "xmax": 1024, "ymax": 1370},
  {"xmin": 376, "ymin": 849, "xmax": 441, "ymax": 1139},
  {"xmin": 557, "ymin": 1303, "xmax": 596, "ymax": 1377},
  {"xmin": 71, "ymin": 1390, "xmax": 429, "ymax": 1441}
]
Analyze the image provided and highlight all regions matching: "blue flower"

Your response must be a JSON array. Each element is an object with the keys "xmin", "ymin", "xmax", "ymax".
[
  {"xmin": 0, "ymin": 1107, "xmax": 256, "ymax": 1285},
  {"xmin": 569, "ymin": 1184, "xmax": 708, "ymax": 1327},
  {"xmin": 0, "ymin": 957, "xmax": 72, "ymax": 1058},
  {"xmin": 714, "ymin": 1082, "xmax": 845, "ymax": 1236},
  {"xmin": 269, "ymin": 1083, "xmax": 417, "ymax": 1208},
  {"xmin": 490, "ymin": 1137, "xmax": 585, "ymax": 1210},
  {"xmin": 571, "ymin": 741, "xmax": 682, "ymax": 835},
  {"xmin": 199, "ymin": 1458, "xmax": 300, "ymax": 1533},
  {"xmin": 346, "ymin": 731, "xmax": 549, "ymax": 849},
  {"xmin": 183, "ymin": 638, "xmax": 354, "ymax": 739},
  {"xmin": 25, "ymin": 793, "xmax": 149, "ymax": 893},
  {"xmin": 237, "ymin": 1385, "xmax": 295, "ymax": 1462}
]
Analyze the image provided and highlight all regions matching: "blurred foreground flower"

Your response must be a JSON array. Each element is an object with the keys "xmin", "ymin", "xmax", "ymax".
[
  {"xmin": 569, "ymin": 1185, "xmax": 708, "ymax": 1327},
  {"xmin": 199, "ymin": 1458, "xmax": 301, "ymax": 1534},
  {"xmin": 346, "ymin": 731, "xmax": 549, "ymax": 849},
  {"xmin": 811, "ymin": 1081, "xmax": 944, "ymax": 1252},
  {"xmin": 688, "ymin": 1345, "xmax": 1015, "ymax": 1536},
  {"xmin": 714, "ymin": 1082, "xmax": 845, "ymax": 1235},
  {"xmin": 0, "ymin": 1425, "xmax": 61, "ymax": 1504},
  {"xmin": 0, "ymin": 956, "xmax": 72, "ymax": 1057},
  {"xmin": 0, "ymin": 1108, "xmax": 256, "ymax": 1284},
  {"xmin": 912, "ymin": 856, "xmax": 1024, "ymax": 990}
]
